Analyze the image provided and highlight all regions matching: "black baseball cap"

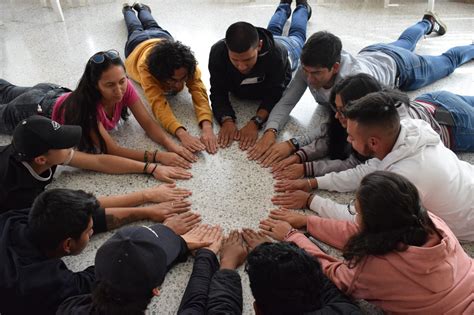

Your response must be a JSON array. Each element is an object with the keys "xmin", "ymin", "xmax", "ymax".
[
  {"xmin": 12, "ymin": 115, "xmax": 82, "ymax": 160},
  {"xmin": 95, "ymin": 224, "xmax": 186, "ymax": 295}
]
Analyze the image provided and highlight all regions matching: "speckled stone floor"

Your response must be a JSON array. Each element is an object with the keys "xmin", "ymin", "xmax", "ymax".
[{"xmin": 1, "ymin": 0, "xmax": 473, "ymax": 314}]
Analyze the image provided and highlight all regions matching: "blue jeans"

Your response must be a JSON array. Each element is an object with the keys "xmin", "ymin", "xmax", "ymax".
[
  {"xmin": 267, "ymin": 3, "xmax": 308, "ymax": 72},
  {"xmin": 361, "ymin": 20, "xmax": 474, "ymax": 91},
  {"xmin": 123, "ymin": 8, "xmax": 173, "ymax": 58},
  {"xmin": 415, "ymin": 91, "xmax": 474, "ymax": 152}
]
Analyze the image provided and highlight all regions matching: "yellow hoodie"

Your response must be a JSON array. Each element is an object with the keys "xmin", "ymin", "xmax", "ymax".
[{"xmin": 125, "ymin": 38, "xmax": 213, "ymax": 135}]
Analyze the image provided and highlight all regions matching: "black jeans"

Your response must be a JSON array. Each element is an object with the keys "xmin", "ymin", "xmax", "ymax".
[
  {"xmin": 0, "ymin": 79, "xmax": 69, "ymax": 134},
  {"xmin": 123, "ymin": 8, "xmax": 173, "ymax": 57}
]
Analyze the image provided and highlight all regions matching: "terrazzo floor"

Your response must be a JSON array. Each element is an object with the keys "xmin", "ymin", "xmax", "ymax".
[{"xmin": 1, "ymin": 0, "xmax": 473, "ymax": 314}]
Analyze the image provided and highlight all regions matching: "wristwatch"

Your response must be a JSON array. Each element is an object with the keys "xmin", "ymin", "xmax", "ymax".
[
  {"xmin": 289, "ymin": 137, "xmax": 300, "ymax": 150},
  {"xmin": 250, "ymin": 116, "xmax": 264, "ymax": 129}
]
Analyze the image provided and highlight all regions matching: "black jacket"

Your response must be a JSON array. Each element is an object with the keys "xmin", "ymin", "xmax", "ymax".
[
  {"xmin": 178, "ymin": 249, "xmax": 243, "ymax": 314},
  {"xmin": 209, "ymin": 27, "xmax": 291, "ymax": 123},
  {"xmin": 0, "ymin": 209, "xmax": 96, "ymax": 315}
]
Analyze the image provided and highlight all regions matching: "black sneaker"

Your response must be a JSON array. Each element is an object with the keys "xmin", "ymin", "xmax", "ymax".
[
  {"xmin": 423, "ymin": 11, "xmax": 447, "ymax": 36},
  {"xmin": 296, "ymin": 0, "xmax": 312, "ymax": 20},
  {"xmin": 122, "ymin": 3, "xmax": 133, "ymax": 13},
  {"xmin": 132, "ymin": 2, "xmax": 152, "ymax": 13}
]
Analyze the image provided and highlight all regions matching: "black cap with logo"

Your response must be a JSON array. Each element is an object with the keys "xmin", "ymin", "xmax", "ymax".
[{"xmin": 12, "ymin": 115, "xmax": 82, "ymax": 160}]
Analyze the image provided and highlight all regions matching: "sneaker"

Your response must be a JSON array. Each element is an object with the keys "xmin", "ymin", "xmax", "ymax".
[
  {"xmin": 122, "ymin": 3, "xmax": 133, "ymax": 13},
  {"xmin": 296, "ymin": 0, "xmax": 312, "ymax": 20},
  {"xmin": 423, "ymin": 11, "xmax": 447, "ymax": 36},
  {"xmin": 132, "ymin": 2, "xmax": 152, "ymax": 13}
]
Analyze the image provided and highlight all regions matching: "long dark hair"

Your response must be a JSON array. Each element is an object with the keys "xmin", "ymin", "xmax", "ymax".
[
  {"xmin": 327, "ymin": 73, "xmax": 383, "ymax": 160},
  {"xmin": 57, "ymin": 52, "xmax": 129, "ymax": 153},
  {"xmin": 343, "ymin": 171, "xmax": 440, "ymax": 267}
]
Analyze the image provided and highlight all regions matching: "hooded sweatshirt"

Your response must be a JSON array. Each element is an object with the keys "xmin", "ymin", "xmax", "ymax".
[
  {"xmin": 208, "ymin": 27, "xmax": 291, "ymax": 123},
  {"xmin": 315, "ymin": 119, "xmax": 474, "ymax": 241},
  {"xmin": 287, "ymin": 213, "xmax": 474, "ymax": 314}
]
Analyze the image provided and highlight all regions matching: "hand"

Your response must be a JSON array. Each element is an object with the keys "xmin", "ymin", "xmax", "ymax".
[
  {"xmin": 168, "ymin": 142, "xmax": 198, "ymax": 163},
  {"xmin": 258, "ymin": 141, "xmax": 294, "ymax": 167},
  {"xmin": 202, "ymin": 225, "xmax": 224, "ymax": 254},
  {"xmin": 164, "ymin": 211, "xmax": 201, "ymax": 235},
  {"xmin": 155, "ymin": 151, "xmax": 192, "ymax": 169},
  {"xmin": 271, "ymin": 190, "xmax": 310, "ymax": 209},
  {"xmin": 181, "ymin": 224, "xmax": 215, "ymax": 250},
  {"xmin": 143, "ymin": 184, "xmax": 192, "ymax": 203},
  {"xmin": 269, "ymin": 208, "xmax": 307, "ymax": 229},
  {"xmin": 151, "ymin": 165, "xmax": 193, "ymax": 183},
  {"xmin": 143, "ymin": 200, "xmax": 192, "ymax": 221},
  {"xmin": 238, "ymin": 121, "xmax": 258, "ymax": 151},
  {"xmin": 220, "ymin": 230, "xmax": 248, "ymax": 270},
  {"xmin": 273, "ymin": 164, "xmax": 305, "ymax": 180},
  {"xmin": 274, "ymin": 179, "xmax": 311, "ymax": 193},
  {"xmin": 271, "ymin": 154, "xmax": 301, "ymax": 173},
  {"xmin": 218, "ymin": 120, "xmax": 239, "ymax": 148},
  {"xmin": 247, "ymin": 130, "xmax": 276, "ymax": 161},
  {"xmin": 176, "ymin": 129, "xmax": 206, "ymax": 153},
  {"xmin": 200, "ymin": 121, "xmax": 218, "ymax": 154},
  {"xmin": 259, "ymin": 218, "xmax": 293, "ymax": 241},
  {"xmin": 241, "ymin": 228, "xmax": 271, "ymax": 251}
]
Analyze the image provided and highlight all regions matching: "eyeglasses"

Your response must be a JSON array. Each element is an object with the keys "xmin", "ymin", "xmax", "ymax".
[
  {"xmin": 89, "ymin": 50, "xmax": 120, "ymax": 64},
  {"xmin": 347, "ymin": 199, "xmax": 356, "ymax": 215},
  {"xmin": 329, "ymin": 102, "xmax": 346, "ymax": 117}
]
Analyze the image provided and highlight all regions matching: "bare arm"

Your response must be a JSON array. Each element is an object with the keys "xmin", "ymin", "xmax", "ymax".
[{"xmin": 69, "ymin": 150, "xmax": 144, "ymax": 175}]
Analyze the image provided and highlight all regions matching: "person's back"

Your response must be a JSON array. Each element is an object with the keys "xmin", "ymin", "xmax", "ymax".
[{"xmin": 381, "ymin": 118, "xmax": 474, "ymax": 241}]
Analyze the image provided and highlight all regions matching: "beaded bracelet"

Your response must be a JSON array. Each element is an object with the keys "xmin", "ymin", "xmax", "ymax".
[{"xmin": 144, "ymin": 150, "xmax": 149, "ymax": 163}]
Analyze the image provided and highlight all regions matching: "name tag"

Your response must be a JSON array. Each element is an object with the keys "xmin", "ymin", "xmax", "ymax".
[{"xmin": 240, "ymin": 76, "xmax": 265, "ymax": 85}]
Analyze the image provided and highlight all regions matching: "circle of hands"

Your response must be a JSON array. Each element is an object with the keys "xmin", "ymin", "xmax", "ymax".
[{"xmin": 143, "ymin": 127, "xmax": 314, "ymax": 256}]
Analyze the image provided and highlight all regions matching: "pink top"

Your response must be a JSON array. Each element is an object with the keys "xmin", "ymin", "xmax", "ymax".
[
  {"xmin": 52, "ymin": 79, "xmax": 140, "ymax": 130},
  {"xmin": 287, "ymin": 213, "xmax": 474, "ymax": 314}
]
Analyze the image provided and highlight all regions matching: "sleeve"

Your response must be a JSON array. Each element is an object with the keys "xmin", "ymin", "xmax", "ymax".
[
  {"xmin": 295, "ymin": 132, "xmax": 330, "ymax": 163},
  {"xmin": 59, "ymin": 265, "xmax": 96, "ymax": 301},
  {"xmin": 208, "ymin": 42, "xmax": 234, "ymax": 123},
  {"xmin": 316, "ymin": 158, "xmax": 380, "ymax": 192},
  {"xmin": 91, "ymin": 207, "xmax": 107, "ymax": 234},
  {"xmin": 264, "ymin": 66, "xmax": 308, "ymax": 131},
  {"xmin": 137, "ymin": 63, "xmax": 183, "ymax": 134},
  {"xmin": 258, "ymin": 48, "xmax": 290, "ymax": 113},
  {"xmin": 306, "ymin": 216, "xmax": 359, "ymax": 250},
  {"xmin": 206, "ymin": 269, "xmax": 243, "ymax": 315},
  {"xmin": 316, "ymin": 274, "xmax": 362, "ymax": 315},
  {"xmin": 286, "ymin": 232, "xmax": 358, "ymax": 293},
  {"xmin": 177, "ymin": 249, "xmax": 219, "ymax": 315},
  {"xmin": 304, "ymin": 154, "xmax": 363, "ymax": 177},
  {"xmin": 309, "ymin": 195, "xmax": 356, "ymax": 222},
  {"xmin": 185, "ymin": 67, "xmax": 213, "ymax": 125}
]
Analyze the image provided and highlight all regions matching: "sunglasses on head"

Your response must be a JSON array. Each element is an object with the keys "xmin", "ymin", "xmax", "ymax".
[{"xmin": 89, "ymin": 50, "xmax": 120, "ymax": 64}]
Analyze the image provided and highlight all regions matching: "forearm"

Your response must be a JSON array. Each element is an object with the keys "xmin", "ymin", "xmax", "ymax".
[
  {"xmin": 103, "ymin": 206, "xmax": 150, "ymax": 230},
  {"xmin": 178, "ymin": 249, "xmax": 219, "ymax": 314},
  {"xmin": 98, "ymin": 190, "xmax": 150, "ymax": 208}
]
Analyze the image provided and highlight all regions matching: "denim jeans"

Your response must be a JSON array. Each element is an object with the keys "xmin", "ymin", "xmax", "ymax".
[
  {"xmin": 361, "ymin": 20, "xmax": 474, "ymax": 91},
  {"xmin": 267, "ymin": 3, "xmax": 308, "ymax": 72},
  {"xmin": 415, "ymin": 91, "xmax": 474, "ymax": 152},
  {"xmin": 0, "ymin": 79, "xmax": 68, "ymax": 134},
  {"xmin": 123, "ymin": 8, "xmax": 173, "ymax": 58}
]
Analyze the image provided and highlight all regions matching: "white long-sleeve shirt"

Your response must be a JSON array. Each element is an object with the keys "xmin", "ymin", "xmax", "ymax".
[{"xmin": 313, "ymin": 119, "xmax": 474, "ymax": 241}]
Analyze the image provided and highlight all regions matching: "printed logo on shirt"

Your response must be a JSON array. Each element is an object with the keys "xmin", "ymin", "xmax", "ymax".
[{"xmin": 240, "ymin": 76, "xmax": 265, "ymax": 85}]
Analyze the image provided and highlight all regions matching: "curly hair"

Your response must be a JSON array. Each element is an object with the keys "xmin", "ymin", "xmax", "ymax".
[
  {"xmin": 245, "ymin": 242, "xmax": 324, "ymax": 314},
  {"xmin": 343, "ymin": 171, "xmax": 440, "ymax": 267},
  {"xmin": 147, "ymin": 40, "xmax": 197, "ymax": 82}
]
